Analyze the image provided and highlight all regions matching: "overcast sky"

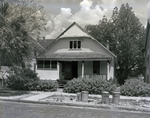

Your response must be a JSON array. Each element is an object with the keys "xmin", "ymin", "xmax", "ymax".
[{"xmin": 38, "ymin": 0, "xmax": 150, "ymax": 39}]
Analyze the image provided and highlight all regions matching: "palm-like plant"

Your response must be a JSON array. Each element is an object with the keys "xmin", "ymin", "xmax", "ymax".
[{"xmin": 0, "ymin": 0, "xmax": 47, "ymax": 86}]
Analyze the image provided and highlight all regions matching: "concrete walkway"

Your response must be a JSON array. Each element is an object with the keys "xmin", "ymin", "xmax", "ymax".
[{"xmin": 0, "ymin": 89, "xmax": 150, "ymax": 102}]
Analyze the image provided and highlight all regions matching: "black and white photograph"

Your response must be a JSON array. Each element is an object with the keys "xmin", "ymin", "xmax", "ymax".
[{"xmin": 0, "ymin": 0, "xmax": 150, "ymax": 118}]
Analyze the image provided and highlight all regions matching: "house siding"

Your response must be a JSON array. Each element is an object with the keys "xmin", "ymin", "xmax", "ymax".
[
  {"xmin": 36, "ymin": 69, "xmax": 58, "ymax": 80},
  {"xmin": 45, "ymin": 38, "xmax": 112, "ymax": 57}
]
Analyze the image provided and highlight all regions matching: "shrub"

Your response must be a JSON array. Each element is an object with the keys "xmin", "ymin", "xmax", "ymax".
[
  {"xmin": 6, "ymin": 67, "xmax": 39, "ymax": 90},
  {"xmin": 63, "ymin": 78, "xmax": 117, "ymax": 94},
  {"xmin": 120, "ymin": 78, "xmax": 150, "ymax": 96},
  {"xmin": 35, "ymin": 80, "xmax": 58, "ymax": 92}
]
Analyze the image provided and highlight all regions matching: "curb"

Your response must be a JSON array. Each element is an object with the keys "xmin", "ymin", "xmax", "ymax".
[{"xmin": 1, "ymin": 98, "xmax": 150, "ymax": 113}]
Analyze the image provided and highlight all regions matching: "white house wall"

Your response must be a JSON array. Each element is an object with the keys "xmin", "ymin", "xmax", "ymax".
[{"xmin": 36, "ymin": 69, "xmax": 58, "ymax": 80}]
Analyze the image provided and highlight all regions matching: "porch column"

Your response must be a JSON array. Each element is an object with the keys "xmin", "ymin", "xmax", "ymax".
[
  {"xmin": 107, "ymin": 61, "xmax": 110, "ymax": 80},
  {"xmin": 82, "ymin": 61, "xmax": 84, "ymax": 78},
  {"xmin": 57, "ymin": 61, "xmax": 60, "ymax": 79}
]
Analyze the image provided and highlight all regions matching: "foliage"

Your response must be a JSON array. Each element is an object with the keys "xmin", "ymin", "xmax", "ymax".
[
  {"xmin": 63, "ymin": 78, "xmax": 117, "ymax": 94},
  {"xmin": 0, "ymin": 0, "xmax": 47, "ymax": 69},
  {"xmin": 35, "ymin": 80, "xmax": 58, "ymax": 92},
  {"xmin": 120, "ymin": 78, "xmax": 150, "ymax": 96},
  {"xmin": 6, "ymin": 67, "xmax": 39, "ymax": 90},
  {"xmin": 85, "ymin": 3, "xmax": 145, "ymax": 84}
]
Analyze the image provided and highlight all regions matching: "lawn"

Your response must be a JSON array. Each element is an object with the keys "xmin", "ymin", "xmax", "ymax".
[{"xmin": 0, "ymin": 88, "xmax": 29, "ymax": 97}]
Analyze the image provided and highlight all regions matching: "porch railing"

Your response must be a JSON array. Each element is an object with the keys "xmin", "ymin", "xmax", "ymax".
[{"xmin": 81, "ymin": 74, "xmax": 107, "ymax": 79}]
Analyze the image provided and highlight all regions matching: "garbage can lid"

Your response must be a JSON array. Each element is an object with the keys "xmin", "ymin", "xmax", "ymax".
[
  {"xmin": 102, "ymin": 91, "xmax": 109, "ymax": 93},
  {"xmin": 82, "ymin": 91, "xmax": 89, "ymax": 93},
  {"xmin": 113, "ymin": 92, "xmax": 120, "ymax": 94}
]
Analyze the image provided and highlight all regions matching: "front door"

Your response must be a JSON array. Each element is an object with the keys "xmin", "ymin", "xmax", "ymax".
[
  {"xmin": 62, "ymin": 61, "xmax": 78, "ymax": 80},
  {"xmin": 72, "ymin": 61, "xmax": 78, "ymax": 78}
]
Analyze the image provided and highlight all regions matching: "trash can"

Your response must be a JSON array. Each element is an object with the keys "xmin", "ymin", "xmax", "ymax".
[
  {"xmin": 112, "ymin": 92, "xmax": 120, "ymax": 104},
  {"xmin": 102, "ymin": 91, "xmax": 109, "ymax": 104},
  {"xmin": 81, "ymin": 91, "xmax": 88, "ymax": 102},
  {"xmin": 77, "ymin": 92, "xmax": 81, "ymax": 101}
]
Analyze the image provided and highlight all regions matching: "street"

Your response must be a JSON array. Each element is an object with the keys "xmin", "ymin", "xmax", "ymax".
[{"xmin": 0, "ymin": 101, "xmax": 150, "ymax": 118}]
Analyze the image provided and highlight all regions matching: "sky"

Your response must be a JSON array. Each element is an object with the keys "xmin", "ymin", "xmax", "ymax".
[{"xmin": 38, "ymin": 0, "xmax": 150, "ymax": 39}]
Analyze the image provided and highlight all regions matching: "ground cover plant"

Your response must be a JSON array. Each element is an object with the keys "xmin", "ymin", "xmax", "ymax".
[
  {"xmin": 0, "ymin": 88, "xmax": 29, "ymax": 96},
  {"xmin": 120, "ymin": 78, "xmax": 150, "ymax": 97},
  {"xmin": 63, "ymin": 77, "xmax": 117, "ymax": 94}
]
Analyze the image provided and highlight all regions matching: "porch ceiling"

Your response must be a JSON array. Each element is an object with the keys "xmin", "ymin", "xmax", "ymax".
[{"xmin": 37, "ymin": 52, "xmax": 112, "ymax": 61}]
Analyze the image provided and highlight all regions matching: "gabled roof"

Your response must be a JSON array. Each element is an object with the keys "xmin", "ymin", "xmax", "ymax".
[
  {"xmin": 39, "ymin": 39, "xmax": 55, "ymax": 49},
  {"xmin": 55, "ymin": 22, "xmax": 90, "ymax": 39},
  {"xmin": 44, "ymin": 22, "xmax": 116, "ymax": 58}
]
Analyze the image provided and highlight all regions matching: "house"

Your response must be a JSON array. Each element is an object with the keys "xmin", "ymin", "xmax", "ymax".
[
  {"xmin": 143, "ymin": 19, "xmax": 150, "ymax": 83},
  {"xmin": 35, "ymin": 22, "xmax": 116, "ymax": 81}
]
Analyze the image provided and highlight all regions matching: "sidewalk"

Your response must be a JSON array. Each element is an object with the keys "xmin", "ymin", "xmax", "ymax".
[{"xmin": 0, "ymin": 89, "xmax": 150, "ymax": 112}]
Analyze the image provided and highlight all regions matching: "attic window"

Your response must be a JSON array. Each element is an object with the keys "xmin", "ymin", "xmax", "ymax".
[{"xmin": 69, "ymin": 41, "xmax": 81, "ymax": 49}]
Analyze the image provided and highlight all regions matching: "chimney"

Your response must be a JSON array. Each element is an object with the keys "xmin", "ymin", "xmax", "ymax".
[{"xmin": 106, "ymin": 40, "xmax": 109, "ymax": 50}]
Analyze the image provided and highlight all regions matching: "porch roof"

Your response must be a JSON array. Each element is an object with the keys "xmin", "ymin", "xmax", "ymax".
[{"xmin": 37, "ymin": 52, "xmax": 112, "ymax": 61}]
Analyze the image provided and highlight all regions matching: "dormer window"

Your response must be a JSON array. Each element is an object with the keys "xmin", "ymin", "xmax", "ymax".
[{"xmin": 69, "ymin": 41, "xmax": 81, "ymax": 49}]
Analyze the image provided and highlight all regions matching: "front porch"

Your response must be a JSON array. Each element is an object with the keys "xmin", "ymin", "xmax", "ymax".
[
  {"xmin": 36, "ymin": 52, "xmax": 114, "ymax": 81},
  {"xmin": 58, "ymin": 60, "xmax": 110, "ymax": 81}
]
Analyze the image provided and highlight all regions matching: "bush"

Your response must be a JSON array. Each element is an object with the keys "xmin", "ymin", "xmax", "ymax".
[
  {"xmin": 120, "ymin": 78, "xmax": 150, "ymax": 96},
  {"xmin": 63, "ymin": 78, "xmax": 117, "ymax": 94},
  {"xmin": 35, "ymin": 80, "xmax": 58, "ymax": 92},
  {"xmin": 6, "ymin": 67, "xmax": 39, "ymax": 90}
]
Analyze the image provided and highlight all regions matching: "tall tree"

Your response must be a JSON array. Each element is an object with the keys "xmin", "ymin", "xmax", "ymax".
[
  {"xmin": 0, "ymin": 0, "xmax": 47, "ymax": 85},
  {"xmin": 85, "ymin": 3, "xmax": 145, "ymax": 84}
]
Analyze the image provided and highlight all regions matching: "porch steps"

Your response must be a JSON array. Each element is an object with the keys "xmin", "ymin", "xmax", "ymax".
[
  {"xmin": 58, "ymin": 84, "xmax": 65, "ymax": 88},
  {"xmin": 57, "ymin": 80, "xmax": 68, "ymax": 88}
]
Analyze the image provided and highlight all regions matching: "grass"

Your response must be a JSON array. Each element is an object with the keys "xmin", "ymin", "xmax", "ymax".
[{"xmin": 0, "ymin": 87, "xmax": 29, "ymax": 97}]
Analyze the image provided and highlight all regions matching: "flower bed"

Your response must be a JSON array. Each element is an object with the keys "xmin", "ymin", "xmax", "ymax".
[{"xmin": 41, "ymin": 94, "xmax": 150, "ymax": 109}]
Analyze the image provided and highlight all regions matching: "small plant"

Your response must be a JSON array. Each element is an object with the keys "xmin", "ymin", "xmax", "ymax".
[
  {"xmin": 63, "ymin": 77, "xmax": 117, "ymax": 94},
  {"xmin": 120, "ymin": 78, "xmax": 150, "ymax": 96}
]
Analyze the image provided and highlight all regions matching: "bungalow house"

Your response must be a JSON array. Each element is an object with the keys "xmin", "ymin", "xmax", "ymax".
[
  {"xmin": 143, "ymin": 19, "xmax": 150, "ymax": 83},
  {"xmin": 35, "ymin": 22, "xmax": 116, "ymax": 81}
]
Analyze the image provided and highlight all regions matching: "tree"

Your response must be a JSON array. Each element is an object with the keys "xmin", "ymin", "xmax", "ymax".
[
  {"xmin": 0, "ymin": 0, "xmax": 47, "ymax": 86},
  {"xmin": 85, "ymin": 3, "xmax": 145, "ymax": 84}
]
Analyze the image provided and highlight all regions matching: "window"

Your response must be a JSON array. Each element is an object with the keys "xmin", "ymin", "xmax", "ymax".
[
  {"xmin": 70, "ymin": 41, "xmax": 73, "ymax": 49},
  {"xmin": 45, "ymin": 61, "xmax": 50, "ymax": 68},
  {"xmin": 37, "ymin": 60, "xmax": 57, "ymax": 69},
  {"xmin": 37, "ymin": 60, "xmax": 43, "ymax": 68},
  {"xmin": 51, "ymin": 61, "xmax": 57, "ymax": 69},
  {"xmin": 69, "ymin": 41, "xmax": 81, "ymax": 49},
  {"xmin": 74, "ymin": 41, "xmax": 77, "ymax": 48},
  {"xmin": 78, "ymin": 41, "xmax": 81, "ymax": 48}
]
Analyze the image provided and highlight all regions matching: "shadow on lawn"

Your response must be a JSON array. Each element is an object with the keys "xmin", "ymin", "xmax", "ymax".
[{"xmin": 0, "ymin": 88, "xmax": 30, "ymax": 97}]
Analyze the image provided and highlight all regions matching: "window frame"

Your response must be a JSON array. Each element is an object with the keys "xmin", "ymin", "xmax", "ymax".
[
  {"xmin": 37, "ymin": 60, "xmax": 57, "ymax": 70},
  {"xmin": 69, "ymin": 40, "xmax": 81, "ymax": 49}
]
